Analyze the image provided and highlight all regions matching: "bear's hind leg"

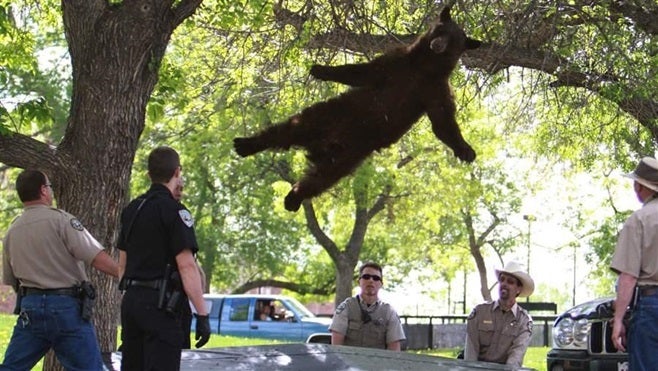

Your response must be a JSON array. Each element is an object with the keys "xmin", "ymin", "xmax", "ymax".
[{"xmin": 284, "ymin": 155, "xmax": 364, "ymax": 211}]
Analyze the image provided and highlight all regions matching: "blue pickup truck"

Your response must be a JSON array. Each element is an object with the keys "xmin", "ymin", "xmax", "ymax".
[{"xmin": 190, "ymin": 294, "xmax": 332, "ymax": 342}]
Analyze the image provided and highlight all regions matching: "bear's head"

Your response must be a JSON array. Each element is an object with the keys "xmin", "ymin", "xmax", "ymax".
[{"xmin": 422, "ymin": 6, "xmax": 481, "ymax": 61}]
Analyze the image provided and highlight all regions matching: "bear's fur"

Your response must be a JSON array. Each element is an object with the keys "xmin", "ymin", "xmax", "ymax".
[{"xmin": 234, "ymin": 6, "xmax": 481, "ymax": 212}]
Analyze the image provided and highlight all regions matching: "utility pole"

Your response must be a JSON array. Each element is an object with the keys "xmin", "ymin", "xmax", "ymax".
[
  {"xmin": 523, "ymin": 214, "xmax": 535, "ymax": 302},
  {"xmin": 572, "ymin": 242, "xmax": 577, "ymax": 307},
  {"xmin": 462, "ymin": 269, "xmax": 467, "ymax": 314}
]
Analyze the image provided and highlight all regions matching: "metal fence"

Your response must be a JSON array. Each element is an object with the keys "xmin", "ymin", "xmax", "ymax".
[{"xmin": 400, "ymin": 314, "xmax": 557, "ymax": 350}]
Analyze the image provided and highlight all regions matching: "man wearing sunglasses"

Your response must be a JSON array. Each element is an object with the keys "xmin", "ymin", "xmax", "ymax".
[{"xmin": 329, "ymin": 261, "xmax": 406, "ymax": 350}]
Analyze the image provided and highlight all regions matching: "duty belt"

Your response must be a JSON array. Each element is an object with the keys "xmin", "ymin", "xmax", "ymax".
[
  {"xmin": 638, "ymin": 285, "xmax": 658, "ymax": 297},
  {"xmin": 122, "ymin": 278, "xmax": 162, "ymax": 290},
  {"xmin": 22, "ymin": 287, "xmax": 80, "ymax": 297}
]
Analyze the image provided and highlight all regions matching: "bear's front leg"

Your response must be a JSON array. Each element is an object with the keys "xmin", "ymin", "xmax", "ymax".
[
  {"xmin": 233, "ymin": 137, "xmax": 263, "ymax": 157},
  {"xmin": 433, "ymin": 126, "xmax": 476, "ymax": 163},
  {"xmin": 426, "ymin": 96, "xmax": 476, "ymax": 163},
  {"xmin": 452, "ymin": 143, "xmax": 476, "ymax": 163},
  {"xmin": 310, "ymin": 63, "xmax": 386, "ymax": 88}
]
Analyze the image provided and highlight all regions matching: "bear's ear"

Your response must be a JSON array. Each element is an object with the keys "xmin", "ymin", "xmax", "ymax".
[
  {"xmin": 439, "ymin": 6, "xmax": 452, "ymax": 22},
  {"xmin": 465, "ymin": 37, "xmax": 482, "ymax": 50},
  {"xmin": 430, "ymin": 36, "xmax": 449, "ymax": 54}
]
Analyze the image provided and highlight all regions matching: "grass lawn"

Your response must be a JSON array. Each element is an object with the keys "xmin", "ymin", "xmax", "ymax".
[
  {"xmin": 0, "ymin": 313, "xmax": 44, "ymax": 369},
  {"xmin": 0, "ymin": 313, "xmax": 548, "ymax": 370}
]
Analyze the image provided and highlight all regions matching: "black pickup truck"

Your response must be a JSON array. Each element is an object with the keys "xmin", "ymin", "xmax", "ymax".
[{"xmin": 546, "ymin": 297, "xmax": 628, "ymax": 371}]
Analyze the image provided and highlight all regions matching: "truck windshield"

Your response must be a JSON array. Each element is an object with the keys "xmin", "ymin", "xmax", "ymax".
[{"xmin": 285, "ymin": 298, "xmax": 315, "ymax": 318}]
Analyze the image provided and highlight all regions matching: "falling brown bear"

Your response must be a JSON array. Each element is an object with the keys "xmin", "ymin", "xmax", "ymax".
[{"xmin": 234, "ymin": 6, "xmax": 482, "ymax": 212}]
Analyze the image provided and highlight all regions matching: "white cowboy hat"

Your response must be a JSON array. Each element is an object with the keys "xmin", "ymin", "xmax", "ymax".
[
  {"xmin": 495, "ymin": 261, "xmax": 534, "ymax": 297},
  {"xmin": 623, "ymin": 157, "xmax": 658, "ymax": 192}
]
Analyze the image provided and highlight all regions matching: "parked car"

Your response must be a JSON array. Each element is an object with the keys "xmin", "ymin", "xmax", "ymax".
[
  {"xmin": 546, "ymin": 297, "xmax": 629, "ymax": 371},
  {"xmin": 190, "ymin": 294, "xmax": 332, "ymax": 342},
  {"xmin": 306, "ymin": 333, "xmax": 332, "ymax": 344},
  {"xmin": 104, "ymin": 343, "xmax": 536, "ymax": 370}
]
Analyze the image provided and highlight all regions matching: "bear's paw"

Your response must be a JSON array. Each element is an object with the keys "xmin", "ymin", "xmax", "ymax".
[
  {"xmin": 284, "ymin": 191, "xmax": 303, "ymax": 212},
  {"xmin": 454, "ymin": 145, "xmax": 476, "ymax": 163}
]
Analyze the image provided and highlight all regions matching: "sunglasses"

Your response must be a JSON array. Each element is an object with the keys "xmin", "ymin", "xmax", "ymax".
[{"xmin": 360, "ymin": 274, "xmax": 382, "ymax": 282}]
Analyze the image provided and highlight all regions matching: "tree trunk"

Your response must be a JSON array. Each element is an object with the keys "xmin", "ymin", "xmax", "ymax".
[
  {"xmin": 302, "ymin": 199, "xmax": 361, "ymax": 306},
  {"xmin": 470, "ymin": 245, "xmax": 492, "ymax": 302},
  {"xmin": 304, "ymin": 181, "xmax": 389, "ymax": 306},
  {"xmin": 0, "ymin": 1, "xmax": 200, "ymax": 370},
  {"xmin": 334, "ymin": 256, "xmax": 358, "ymax": 307}
]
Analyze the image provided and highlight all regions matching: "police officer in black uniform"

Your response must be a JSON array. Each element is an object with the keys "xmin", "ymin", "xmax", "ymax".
[{"xmin": 118, "ymin": 146, "xmax": 210, "ymax": 371}]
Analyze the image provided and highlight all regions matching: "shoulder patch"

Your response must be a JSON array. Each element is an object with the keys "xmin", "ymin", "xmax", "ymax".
[
  {"xmin": 335, "ymin": 300, "xmax": 348, "ymax": 315},
  {"xmin": 467, "ymin": 308, "xmax": 476, "ymax": 320},
  {"xmin": 178, "ymin": 209, "xmax": 194, "ymax": 227},
  {"xmin": 70, "ymin": 218, "xmax": 84, "ymax": 231}
]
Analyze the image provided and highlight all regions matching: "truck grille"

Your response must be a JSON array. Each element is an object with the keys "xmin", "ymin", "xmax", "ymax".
[{"xmin": 589, "ymin": 320, "xmax": 626, "ymax": 355}]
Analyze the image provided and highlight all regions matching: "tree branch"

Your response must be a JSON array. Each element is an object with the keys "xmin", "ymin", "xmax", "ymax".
[
  {"xmin": 367, "ymin": 184, "xmax": 391, "ymax": 222},
  {"xmin": 609, "ymin": 0, "xmax": 658, "ymax": 36},
  {"xmin": 302, "ymin": 200, "xmax": 341, "ymax": 261},
  {"xmin": 273, "ymin": 0, "xmax": 308, "ymax": 33},
  {"xmin": 306, "ymin": 30, "xmax": 415, "ymax": 57},
  {"xmin": 476, "ymin": 211, "xmax": 501, "ymax": 247},
  {"xmin": 274, "ymin": 3, "xmax": 658, "ymax": 135},
  {"xmin": 231, "ymin": 278, "xmax": 332, "ymax": 296},
  {"xmin": 171, "ymin": 0, "xmax": 203, "ymax": 28},
  {"xmin": 61, "ymin": 0, "xmax": 106, "ymax": 76},
  {"xmin": 268, "ymin": 157, "xmax": 342, "ymax": 260},
  {"xmin": 0, "ymin": 133, "xmax": 60, "ymax": 172}
]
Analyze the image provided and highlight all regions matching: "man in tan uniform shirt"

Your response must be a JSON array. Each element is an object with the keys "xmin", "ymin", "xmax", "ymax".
[
  {"xmin": 464, "ymin": 261, "xmax": 534, "ymax": 368},
  {"xmin": 610, "ymin": 157, "xmax": 658, "ymax": 371},
  {"xmin": 329, "ymin": 261, "xmax": 406, "ymax": 350},
  {"xmin": 1, "ymin": 169, "xmax": 118, "ymax": 370}
]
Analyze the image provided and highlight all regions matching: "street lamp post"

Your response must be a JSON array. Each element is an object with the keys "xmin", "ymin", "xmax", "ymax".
[
  {"xmin": 572, "ymin": 242, "xmax": 577, "ymax": 307},
  {"xmin": 523, "ymin": 214, "xmax": 535, "ymax": 302}
]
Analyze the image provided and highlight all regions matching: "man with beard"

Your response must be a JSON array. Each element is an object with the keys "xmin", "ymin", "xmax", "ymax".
[
  {"xmin": 329, "ymin": 261, "xmax": 406, "ymax": 350},
  {"xmin": 463, "ymin": 261, "xmax": 534, "ymax": 368}
]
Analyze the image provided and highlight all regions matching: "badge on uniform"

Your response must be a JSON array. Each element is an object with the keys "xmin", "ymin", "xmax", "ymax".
[
  {"xmin": 178, "ymin": 210, "xmax": 194, "ymax": 227},
  {"xmin": 70, "ymin": 218, "xmax": 84, "ymax": 231}
]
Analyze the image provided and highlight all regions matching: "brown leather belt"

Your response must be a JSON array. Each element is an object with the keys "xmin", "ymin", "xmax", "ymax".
[
  {"xmin": 22, "ymin": 287, "xmax": 80, "ymax": 297},
  {"xmin": 638, "ymin": 285, "xmax": 658, "ymax": 297}
]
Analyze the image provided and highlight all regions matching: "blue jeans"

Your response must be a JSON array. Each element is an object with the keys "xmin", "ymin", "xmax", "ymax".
[
  {"xmin": 628, "ymin": 293, "xmax": 658, "ymax": 371},
  {"xmin": 0, "ymin": 294, "xmax": 102, "ymax": 371}
]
